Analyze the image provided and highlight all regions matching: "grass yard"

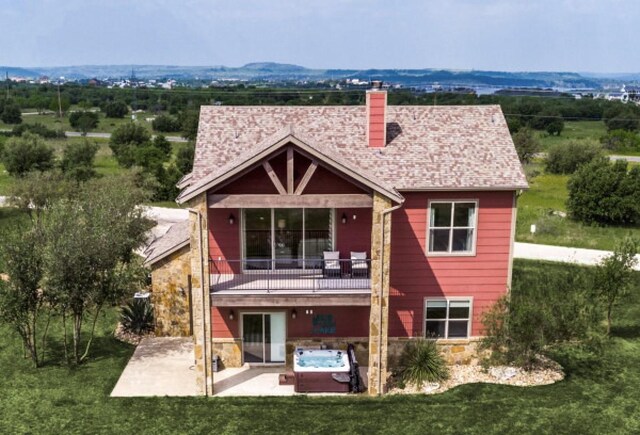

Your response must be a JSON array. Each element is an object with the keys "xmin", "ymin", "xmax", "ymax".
[
  {"xmin": 0, "ymin": 260, "xmax": 639, "ymax": 434},
  {"xmin": 516, "ymin": 165, "xmax": 640, "ymax": 250}
]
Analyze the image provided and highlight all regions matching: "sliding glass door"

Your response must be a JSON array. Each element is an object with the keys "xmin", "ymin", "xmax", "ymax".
[
  {"xmin": 242, "ymin": 312, "xmax": 286, "ymax": 363},
  {"xmin": 243, "ymin": 209, "xmax": 333, "ymax": 270}
]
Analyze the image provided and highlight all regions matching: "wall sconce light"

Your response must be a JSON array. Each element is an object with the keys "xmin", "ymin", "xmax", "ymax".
[
  {"xmin": 277, "ymin": 218, "xmax": 286, "ymax": 229},
  {"xmin": 228, "ymin": 309, "xmax": 235, "ymax": 321},
  {"xmin": 228, "ymin": 213, "xmax": 235, "ymax": 225},
  {"xmin": 291, "ymin": 309, "xmax": 297, "ymax": 320},
  {"xmin": 352, "ymin": 214, "xmax": 357, "ymax": 221},
  {"xmin": 341, "ymin": 213, "xmax": 348, "ymax": 224}
]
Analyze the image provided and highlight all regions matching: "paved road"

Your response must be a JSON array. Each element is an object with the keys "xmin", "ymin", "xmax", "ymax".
[
  {"xmin": 610, "ymin": 155, "xmax": 640, "ymax": 163},
  {"xmin": 65, "ymin": 131, "xmax": 188, "ymax": 142},
  {"xmin": 514, "ymin": 242, "xmax": 640, "ymax": 271}
]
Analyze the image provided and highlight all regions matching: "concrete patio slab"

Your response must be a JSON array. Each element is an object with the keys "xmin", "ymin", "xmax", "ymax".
[
  {"xmin": 111, "ymin": 337, "xmax": 197, "ymax": 397},
  {"xmin": 214, "ymin": 365, "xmax": 368, "ymax": 397}
]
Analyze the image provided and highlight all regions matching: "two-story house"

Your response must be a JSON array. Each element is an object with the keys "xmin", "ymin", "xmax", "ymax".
[{"xmin": 144, "ymin": 83, "xmax": 528, "ymax": 396}]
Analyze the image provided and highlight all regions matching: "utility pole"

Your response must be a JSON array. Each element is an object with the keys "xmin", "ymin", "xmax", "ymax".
[
  {"xmin": 57, "ymin": 81, "xmax": 63, "ymax": 118},
  {"xmin": 5, "ymin": 71, "xmax": 9, "ymax": 100}
]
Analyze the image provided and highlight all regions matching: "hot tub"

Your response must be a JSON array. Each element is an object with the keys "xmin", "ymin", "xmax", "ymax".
[{"xmin": 293, "ymin": 349, "xmax": 351, "ymax": 393}]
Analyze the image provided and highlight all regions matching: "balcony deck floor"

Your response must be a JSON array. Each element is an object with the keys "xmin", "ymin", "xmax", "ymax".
[{"xmin": 210, "ymin": 273, "xmax": 371, "ymax": 295}]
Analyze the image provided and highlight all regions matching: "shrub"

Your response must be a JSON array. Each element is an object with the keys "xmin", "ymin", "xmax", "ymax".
[
  {"xmin": 1, "ymin": 132, "xmax": 54, "ymax": 176},
  {"xmin": 12, "ymin": 122, "xmax": 65, "ymax": 139},
  {"xmin": 69, "ymin": 111, "xmax": 99, "ymax": 133},
  {"xmin": 397, "ymin": 339, "xmax": 449, "ymax": 388},
  {"xmin": 61, "ymin": 140, "xmax": 99, "ymax": 182},
  {"xmin": 110, "ymin": 123, "xmax": 151, "ymax": 165},
  {"xmin": 176, "ymin": 142, "xmax": 195, "ymax": 174},
  {"xmin": 1, "ymin": 103, "xmax": 22, "ymax": 124},
  {"xmin": 481, "ymin": 264, "xmax": 602, "ymax": 369},
  {"xmin": 512, "ymin": 127, "xmax": 541, "ymax": 164},
  {"xmin": 545, "ymin": 141, "xmax": 603, "ymax": 174},
  {"xmin": 152, "ymin": 135, "xmax": 172, "ymax": 156},
  {"xmin": 120, "ymin": 299, "xmax": 154, "ymax": 335},
  {"xmin": 604, "ymin": 109, "xmax": 639, "ymax": 132},
  {"xmin": 178, "ymin": 110, "xmax": 200, "ymax": 140},
  {"xmin": 103, "ymin": 101, "xmax": 129, "ymax": 119},
  {"xmin": 152, "ymin": 114, "xmax": 181, "ymax": 133},
  {"xmin": 600, "ymin": 129, "xmax": 640, "ymax": 152},
  {"xmin": 567, "ymin": 158, "xmax": 640, "ymax": 225}
]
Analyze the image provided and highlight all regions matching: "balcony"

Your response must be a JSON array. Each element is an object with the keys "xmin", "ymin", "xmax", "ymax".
[{"xmin": 209, "ymin": 259, "xmax": 372, "ymax": 305}]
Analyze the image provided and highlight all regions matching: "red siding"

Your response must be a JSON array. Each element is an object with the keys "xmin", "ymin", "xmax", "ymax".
[
  {"xmin": 388, "ymin": 191, "xmax": 514, "ymax": 338},
  {"xmin": 208, "ymin": 208, "xmax": 241, "ymax": 273},
  {"xmin": 302, "ymin": 166, "xmax": 366, "ymax": 194},
  {"xmin": 336, "ymin": 208, "xmax": 372, "ymax": 258},
  {"xmin": 212, "ymin": 306, "xmax": 370, "ymax": 338}
]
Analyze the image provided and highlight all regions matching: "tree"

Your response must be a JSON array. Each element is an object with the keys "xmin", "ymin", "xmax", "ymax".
[
  {"xmin": 178, "ymin": 110, "xmax": 200, "ymax": 140},
  {"xmin": 605, "ymin": 110, "xmax": 639, "ymax": 132},
  {"xmin": 61, "ymin": 140, "xmax": 99, "ymax": 182},
  {"xmin": 512, "ymin": 127, "xmax": 541, "ymax": 164},
  {"xmin": 567, "ymin": 158, "xmax": 640, "ymax": 225},
  {"xmin": 593, "ymin": 238, "xmax": 639, "ymax": 335},
  {"xmin": 545, "ymin": 140, "xmax": 603, "ymax": 174},
  {"xmin": 1, "ymin": 103, "xmax": 22, "ymax": 124},
  {"xmin": 42, "ymin": 175, "xmax": 152, "ymax": 364},
  {"xmin": 109, "ymin": 123, "xmax": 151, "ymax": 166},
  {"xmin": 48, "ymin": 95, "xmax": 71, "ymax": 115},
  {"xmin": 176, "ymin": 142, "xmax": 195, "ymax": 174},
  {"xmin": 103, "ymin": 100, "xmax": 129, "ymax": 118},
  {"xmin": 152, "ymin": 114, "xmax": 181, "ymax": 132},
  {"xmin": 69, "ymin": 111, "xmax": 99, "ymax": 135},
  {"xmin": 1, "ymin": 132, "xmax": 55, "ymax": 176},
  {"xmin": 8, "ymin": 171, "xmax": 73, "ymax": 225},
  {"xmin": 0, "ymin": 224, "xmax": 49, "ymax": 367},
  {"xmin": 600, "ymin": 130, "xmax": 640, "ymax": 152},
  {"xmin": 152, "ymin": 134, "xmax": 172, "ymax": 156}
]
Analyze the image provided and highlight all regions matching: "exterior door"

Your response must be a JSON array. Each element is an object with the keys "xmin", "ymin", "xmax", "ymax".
[{"xmin": 242, "ymin": 312, "xmax": 286, "ymax": 363}]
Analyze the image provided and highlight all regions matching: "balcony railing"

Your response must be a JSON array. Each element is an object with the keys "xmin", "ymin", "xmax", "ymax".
[{"xmin": 209, "ymin": 259, "xmax": 372, "ymax": 294}]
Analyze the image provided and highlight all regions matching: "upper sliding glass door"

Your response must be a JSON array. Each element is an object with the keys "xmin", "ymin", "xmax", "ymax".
[{"xmin": 243, "ymin": 209, "xmax": 333, "ymax": 270}]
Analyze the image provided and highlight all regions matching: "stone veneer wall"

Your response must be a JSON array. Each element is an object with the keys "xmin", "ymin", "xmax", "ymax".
[
  {"xmin": 387, "ymin": 338, "xmax": 480, "ymax": 368},
  {"xmin": 150, "ymin": 246, "xmax": 192, "ymax": 336}
]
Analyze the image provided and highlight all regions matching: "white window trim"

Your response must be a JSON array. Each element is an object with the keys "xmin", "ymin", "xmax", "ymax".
[
  {"xmin": 425, "ymin": 199, "xmax": 479, "ymax": 257},
  {"xmin": 240, "ymin": 208, "xmax": 336, "ymax": 271},
  {"xmin": 424, "ymin": 297, "xmax": 473, "ymax": 339}
]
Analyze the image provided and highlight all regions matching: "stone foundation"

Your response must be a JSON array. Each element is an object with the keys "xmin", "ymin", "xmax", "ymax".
[
  {"xmin": 388, "ymin": 337, "xmax": 480, "ymax": 369},
  {"xmin": 211, "ymin": 339, "xmax": 243, "ymax": 369},
  {"xmin": 150, "ymin": 246, "xmax": 192, "ymax": 337}
]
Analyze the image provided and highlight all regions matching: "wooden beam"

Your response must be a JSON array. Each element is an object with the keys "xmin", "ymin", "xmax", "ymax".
[
  {"xmin": 210, "ymin": 293, "xmax": 371, "ymax": 307},
  {"xmin": 294, "ymin": 160, "xmax": 318, "ymax": 195},
  {"xmin": 287, "ymin": 147, "xmax": 294, "ymax": 194},
  {"xmin": 262, "ymin": 161, "xmax": 287, "ymax": 195},
  {"xmin": 209, "ymin": 193, "xmax": 373, "ymax": 208}
]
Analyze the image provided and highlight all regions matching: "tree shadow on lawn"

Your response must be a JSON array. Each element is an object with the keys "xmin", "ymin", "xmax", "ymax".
[
  {"xmin": 611, "ymin": 324, "xmax": 640, "ymax": 339},
  {"xmin": 39, "ymin": 335, "xmax": 134, "ymax": 369}
]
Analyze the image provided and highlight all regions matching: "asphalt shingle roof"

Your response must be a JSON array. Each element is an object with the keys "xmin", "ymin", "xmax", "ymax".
[{"xmin": 144, "ymin": 220, "xmax": 190, "ymax": 265}]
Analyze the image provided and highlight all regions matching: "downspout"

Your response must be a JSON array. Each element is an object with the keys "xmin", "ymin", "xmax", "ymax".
[
  {"xmin": 377, "ymin": 201, "xmax": 403, "ymax": 395},
  {"xmin": 188, "ymin": 208, "xmax": 209, "ymax": 396}
]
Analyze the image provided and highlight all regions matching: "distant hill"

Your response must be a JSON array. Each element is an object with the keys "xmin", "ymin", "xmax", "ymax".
[{"xmin": 1, "ymin": 62, "xmax": 633, "ymax": 89}]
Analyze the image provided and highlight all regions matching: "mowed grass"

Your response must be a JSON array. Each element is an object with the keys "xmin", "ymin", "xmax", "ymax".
[
  {"xmin": 516, "ymin": 163, "xmax": 640, "ymax": 250},
  {"xmin": 0, "ymin": 260, "xmax": 639, "ymax": 434}
]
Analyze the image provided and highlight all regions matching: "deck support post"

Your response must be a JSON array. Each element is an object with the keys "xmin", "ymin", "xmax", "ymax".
[
  {"xmin": 367, "ymin": 192, "xmax": 393, "ymax": 396},
  {"xmin": 188, "ymin": 193, "xmax": 213, "ymax": 396}
]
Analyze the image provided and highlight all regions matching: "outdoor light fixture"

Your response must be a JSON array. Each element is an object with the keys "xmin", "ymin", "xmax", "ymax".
[
  {"xmin": 277, "ymin": 218, "xmax": 286, "ymax": 229},
  {"xmin": 291, "ymin": 309, "xmax": 297, "ymax": 320},
  {"xmin": 228, "ymin": 309, "xmax": 235, "ymax": 321},
  {"xmin": 341, "ymin": 213, "xmax": 348, "ymax": 224},
  {"xmin": 228, "ymin": 213, "xmax": 235, "ymax": 225},
  {"xmin": 352, "ymin": 214, "xmax": 357, "ymax": 221}
]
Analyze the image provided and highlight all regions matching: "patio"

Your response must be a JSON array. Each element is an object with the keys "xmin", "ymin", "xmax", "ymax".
[{"xmin": 111, "ymin": 337, "xmax": 368, "ymax": 397}]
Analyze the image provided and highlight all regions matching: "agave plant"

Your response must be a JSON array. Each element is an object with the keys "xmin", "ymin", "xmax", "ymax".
[
  {"xmin": 399, "ymin": 339, "xmax": 449, "ymax": 388},
  {"xmin": 120, "ymin": 299, "xmax": 154, "ymax": 335}
]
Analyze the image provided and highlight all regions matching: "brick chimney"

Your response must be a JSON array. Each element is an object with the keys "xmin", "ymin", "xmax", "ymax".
[{"xmin": 366, "ymin": 81, "xmax": 387, "ymax": 148}]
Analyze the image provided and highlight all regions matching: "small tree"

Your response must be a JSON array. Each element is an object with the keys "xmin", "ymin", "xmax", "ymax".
[
  {"xmin": 103, "ymin": 101, "xmax": 129, "ymax": 119},
  {"xmin": 152, "ymin": 134, "xmax": 172, "ymax": 156},
  {"xmin": 512, "ymin": 127, "xmax": 541, "ymax": 164},
  {"xmin": 545, "ymin": 140, "xmax": 603, "ymax": 175},
  {"xmin": 1, "ymin": 103, "xmax": 22, "ymax": 124},
  {"xmin": 110, "ymin": 123, "xmax": 151, "ymax": 165},
  {"xmin": 152, "ymin": 114, "xmax": 181, "ymax": 132},
  {"xmin": 69, "ymin": 111, "xmax": 99, "ymax": 135},
  {"xmin": 176, "ymin": 142, "xmax": 195, "ymax": 174},
  {"xmin": 8, "ymin": 171, "xmax": 73, "ymax": 225},
  {"xmin": 600, "ymin": 129, "xmax": 640, "ymax": 152},
  {"xmin": 178, "ymin": 110, "xmax": 200, "ymax": 140},
  {"xmin": 61, "ymin": 140, "xmax": 99, "ymax": 182},
  {"xmin": 0, "ymin": 225, "xmax": 49, "ymax": 367},
  {"xmin": 593, "ymin": 238, "xmax": 639, "ymax": 335},
  {"xmin": 1, "ymin": 132, "xmax": 55, "ymax": 176}
]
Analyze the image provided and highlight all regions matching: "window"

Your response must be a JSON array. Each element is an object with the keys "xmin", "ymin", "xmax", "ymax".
[
  {"xmin": 243, "ymin": 208, "xmax": 333, "ymax": 270},
  {"xmin": 428, "ymin": 201, "xmax": 477, "ymax": 254},
  {"xmin": 425, "ymin": 299, "xmax": 471, "ymax": 339}
]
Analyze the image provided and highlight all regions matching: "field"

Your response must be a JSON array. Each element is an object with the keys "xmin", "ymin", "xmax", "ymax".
[
  {"xmin": 515, "ymin": 165, "xmax": 640, "ymax": 250},
  {"xmin": 0, "ymin": 260, "xmax": 638, "ymax": 434}
]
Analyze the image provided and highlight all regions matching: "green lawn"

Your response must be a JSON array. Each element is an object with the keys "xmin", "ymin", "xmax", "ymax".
[
  {"xmin": 0, "ymin": 111, "xmax": 156, "ymax": 135},
  {"xmin": 0, "ymin": 260, "xmax": 639, "ymax": 434},
  {"xmin": 516, "ymin": 164, "xmax": 640, "ymax": 250}
]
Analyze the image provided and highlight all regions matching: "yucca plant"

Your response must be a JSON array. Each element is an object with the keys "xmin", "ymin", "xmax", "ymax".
[
  {"xmin": 120, "ymin": 299, "xmax": 154, "ymax": 335},
  {"xmin": 399, "ymin": 339, "xmax": 449, "ymax": 389}
]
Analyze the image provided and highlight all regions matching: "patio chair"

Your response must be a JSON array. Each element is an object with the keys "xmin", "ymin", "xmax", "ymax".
[
  {"xmin": 322, "ymin": 251, "xmax": 341, "ymax": 278},
  {"xmin": 350, "ymin": 251, "xmax": 369, "ymax": 278}
]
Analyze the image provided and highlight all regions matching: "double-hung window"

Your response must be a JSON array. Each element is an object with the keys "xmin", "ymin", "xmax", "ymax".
[
  {"xmin": 428, "ymin": 201, "xmax": 477, "ymax": 254},
  {"xmin": 425, "ymin": 299, "xmax": 471, "ymax": 339}
]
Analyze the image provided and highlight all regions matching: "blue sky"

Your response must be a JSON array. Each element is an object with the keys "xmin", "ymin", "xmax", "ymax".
[{"xmin": 1, "ymin": 0, "xmax": 639, "ymax": 72}]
